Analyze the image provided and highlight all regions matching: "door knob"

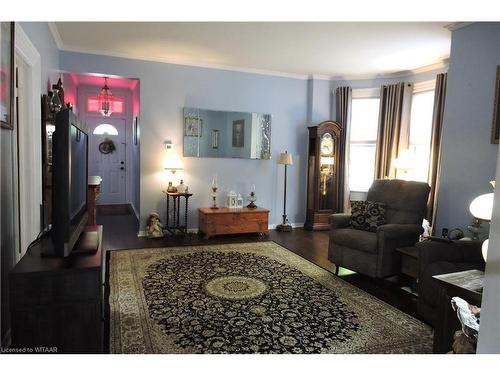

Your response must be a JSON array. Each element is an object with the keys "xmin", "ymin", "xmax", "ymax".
[
  {"xmin": 120, "ymin": 161, "xmax": 124, "ymax": 164},
  {"xmin": 120, "ymin": 167, "xmax": 124, "ymax": 170}
]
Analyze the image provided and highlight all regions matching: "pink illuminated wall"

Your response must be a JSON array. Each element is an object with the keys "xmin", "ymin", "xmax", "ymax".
[
  {"xmin": 86, "ymin": 96, "xmax": 125, "ymax": 114},
  {"xmin": 63, "ymin": 72, "xmax": 139, "ymax": 115}
]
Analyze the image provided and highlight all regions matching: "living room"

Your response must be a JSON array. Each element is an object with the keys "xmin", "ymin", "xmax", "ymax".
[{"xmin": 1, "ymin": 1, "xmax": 500, "ymax": 373}]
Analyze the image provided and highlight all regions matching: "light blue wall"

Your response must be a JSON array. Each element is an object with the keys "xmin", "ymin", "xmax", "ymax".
[
  {"xmin": 19, "ymin": 22, "xmax": 60, "ymax": 92},
  {"xmin": 60, "ymin": 51, "xmax": 309, "ymax": 231},
  {"xmin": 435, "ymin": 22, "xmax": 500, "ymax": 235},
  {"xmin": 307, "ymin": 78, "xmax": 332, "ymax": 125}
]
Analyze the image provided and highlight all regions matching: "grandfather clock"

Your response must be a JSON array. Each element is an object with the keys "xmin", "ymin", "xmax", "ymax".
[{"xmin": 304, "ymin": 121, "xmax": 343, "ymax": 230}]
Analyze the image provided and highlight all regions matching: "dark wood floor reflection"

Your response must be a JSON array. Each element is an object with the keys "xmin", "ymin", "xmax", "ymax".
[{"xmin": 98, "ymin": 205, "xmax": 419, "ymax": 322}]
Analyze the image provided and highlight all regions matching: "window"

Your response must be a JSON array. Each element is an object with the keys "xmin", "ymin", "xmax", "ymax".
[
  {"xmin": 93, "ymin": 124, "xmax": 118, "ymax": 135},
  {"xmin": 87, "ymin": 96, "xmax": 124, "ymax": 114},
  {"xmin": 407, "ymin": 89, "xmax": 435, "ymax": 183},
  {"xmin": 349, "ymin": 94, "xmax": 380, "ymax": 192}
]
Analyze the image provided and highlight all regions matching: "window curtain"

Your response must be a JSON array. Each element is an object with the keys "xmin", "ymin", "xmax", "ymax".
[
  {"xmin": 335, "ymin": 86, "xmax": 352, "ymax": 212},
  {"xmin": 427, "ymin": 73, "xmax": 448, "ymax": 228},
  {"xmin": 374, "ymin": 82, "xmax": 413, "ymax": 179}
]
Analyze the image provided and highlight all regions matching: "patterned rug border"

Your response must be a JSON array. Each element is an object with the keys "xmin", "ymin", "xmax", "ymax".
[{"xmin": 109, "ymin": 241, "xmax": 432, "ymax": 354}]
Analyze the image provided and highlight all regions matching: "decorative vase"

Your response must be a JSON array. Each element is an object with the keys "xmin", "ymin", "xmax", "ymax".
[{"xmin": 177, "ymin": 179, "xmax": 187, "ymax": 193}]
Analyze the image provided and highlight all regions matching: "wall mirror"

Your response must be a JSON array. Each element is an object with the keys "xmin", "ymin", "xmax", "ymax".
[{"xmin": 183, "ymin": 107, "xmax": 271, "ymax": 159}]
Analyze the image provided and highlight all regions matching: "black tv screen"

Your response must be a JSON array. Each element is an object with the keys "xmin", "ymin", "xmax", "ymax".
[
  {"xmin": 50, "ymin": 109, "xmax": 89, "ymax": 257},
  {"xmin": 70, "ymin": 125, "xmax": 87, "ymax": 225}
]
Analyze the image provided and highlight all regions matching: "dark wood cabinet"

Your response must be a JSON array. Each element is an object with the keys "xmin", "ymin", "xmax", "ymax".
[
  {"xmin": 9, "ymin": 225, "xmax": 104, "ymax": 353},
  {"xmin": 304, "ymin": 121, "xmax": 343, "ymax": 231}
]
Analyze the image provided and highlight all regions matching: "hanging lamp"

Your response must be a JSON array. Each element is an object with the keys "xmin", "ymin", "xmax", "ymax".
[{"xmin": 98, "ymin": 77, "xmax": 113, "ymax": 117}]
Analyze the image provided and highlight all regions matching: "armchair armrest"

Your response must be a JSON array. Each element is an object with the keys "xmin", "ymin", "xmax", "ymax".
[
  {"xmin": 329, "ymin": 214, "xmax": 351, "ymax": 229},
  {"xmin": 376, "ymin": 223, "xmax": 423, "ymax": 240}
]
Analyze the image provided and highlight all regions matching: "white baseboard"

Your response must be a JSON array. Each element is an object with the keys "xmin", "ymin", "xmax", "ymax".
[
  {"xmin": 130, "ymin": 203, "xmax": 139, "ymax": 220},
  {"xmin": 268, "ymin": 222, "xmax": 304, "ymax": 230},
  {"xmin": 137, "ymin": 223, "xmax": 305, "ymax": 238}
]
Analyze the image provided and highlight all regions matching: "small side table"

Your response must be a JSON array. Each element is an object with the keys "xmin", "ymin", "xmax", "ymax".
[
  {"xmin": 432, "ymin": 269, "xmax": 483, "ymax": 353},
  {"xmin": 163, "ymin": 191, "xmax": 193, "ymax": 235},
  {"xmin": 396, "ymin": 246, "xmax": 419, "ymax": 279}
]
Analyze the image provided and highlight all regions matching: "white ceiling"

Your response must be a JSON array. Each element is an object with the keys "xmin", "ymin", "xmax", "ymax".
[{"xmin": 53, "ymin": 22, "xmax": 451, "ymax": 78}]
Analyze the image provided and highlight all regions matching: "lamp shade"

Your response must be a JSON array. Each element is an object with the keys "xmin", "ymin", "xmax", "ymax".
[
  {"xmin": 469, "ymin": 193, "xmax": 494, "ymax": 221},
  {"xmin": 278, "ymin": 151, "xmax": 293, "ymax": 165},
  {"xmin": 164, "ymin": 156, "xmax": 183, "ymax": 172},
  {"xmin": 393, "ymin": 148, "xmax": 416, "ymax": 171},
  {"xmin": 482, "ymin": 239, "xmax": 489, "ymax": 261}
]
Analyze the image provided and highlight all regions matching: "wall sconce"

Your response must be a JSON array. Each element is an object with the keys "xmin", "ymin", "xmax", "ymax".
[{"xmin": 164, "ymin": 141, "xmax": 183, "ymax": 192}]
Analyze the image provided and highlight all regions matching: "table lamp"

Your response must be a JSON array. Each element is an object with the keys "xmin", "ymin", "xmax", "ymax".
[
  {"xmin": 276, "ymin": 151, "xmax": 293, "ymax": 232},
  {"xmin": 482, "ymin": 239, "xmax": 489, "ymax": 261},
  {"xmin": 468, "ymin": 192, "xmax": 493, "ymax": 240},
  {"xmin": 393, "ymin": 148, "xmax": 416, "ymax": 180},
  {"xmin": 164, "ymin": 141, "xmax": 183, "ymax": 192}
]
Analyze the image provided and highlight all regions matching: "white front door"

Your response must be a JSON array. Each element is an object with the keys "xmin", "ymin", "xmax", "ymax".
[{"xmin": 87, "ymin": 118, "xmax": 127, "ymax": 204}]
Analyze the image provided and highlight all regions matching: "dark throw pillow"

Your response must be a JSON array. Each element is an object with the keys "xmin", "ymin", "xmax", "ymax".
[{"xmin": 349, "ymin": 200, "xmax": 386, "ymax": 232}]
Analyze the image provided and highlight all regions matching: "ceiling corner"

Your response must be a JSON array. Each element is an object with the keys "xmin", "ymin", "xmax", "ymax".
[
  {"xmin": 48, "ymin": 22, "xmax": 64, "ymax": 50},
  {"xmin": 444, "ymin": 22, "xmax": 475, "ymax": 32}
]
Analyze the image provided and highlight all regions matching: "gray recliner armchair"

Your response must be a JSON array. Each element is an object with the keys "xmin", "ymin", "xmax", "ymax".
[{"xmin": 328, "ymin": 179, "xmax": 431, "ymax": 278}]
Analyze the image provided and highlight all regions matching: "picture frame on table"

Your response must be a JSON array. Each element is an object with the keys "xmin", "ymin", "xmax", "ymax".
[
  {"xmin": 491, "ymin": 65, "xmax": 500, "ymax": 144},
  {"xmin": 0, "ymin": 22, "xmax": 15, "ymax": 130}
]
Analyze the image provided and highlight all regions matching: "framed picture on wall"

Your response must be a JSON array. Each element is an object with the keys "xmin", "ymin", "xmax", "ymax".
[
  {"xmin": 184, "ymin": 116, "xmax": 202, "ymax": 137},
  {"xmin": 0, "ymin": 22, "xmax": 15, "ymax": 130},
  {"xmin": 232, "ymin": 119, "xmax": 245, "ymax": 147},
  {"xmin": 133, "ymin": 117, "xmax": 139, "ymax": 145},
  {"xmin": 491, "ymin": 65, "xmax": 500, "ymax": 144}
]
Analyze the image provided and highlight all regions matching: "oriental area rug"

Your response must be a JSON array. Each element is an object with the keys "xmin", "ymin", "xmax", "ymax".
[{"xmin": 109, "ymin": 242, "xmax": 432, "ymax": 354}]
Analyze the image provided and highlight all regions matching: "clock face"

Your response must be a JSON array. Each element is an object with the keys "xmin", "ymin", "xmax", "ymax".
[{"xmin": 320, "ymin": 133, "xmax": 334, "ymax": 155}]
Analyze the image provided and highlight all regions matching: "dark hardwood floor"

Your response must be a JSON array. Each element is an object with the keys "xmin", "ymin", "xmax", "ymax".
[{"xmin": 98, "ymin": 204, "xmax": 419, "ymax": 322}]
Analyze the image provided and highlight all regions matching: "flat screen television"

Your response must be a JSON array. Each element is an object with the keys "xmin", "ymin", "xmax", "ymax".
[{"xmin": 50, "ymin": 109, "xmax": 89, "ymax": 257}]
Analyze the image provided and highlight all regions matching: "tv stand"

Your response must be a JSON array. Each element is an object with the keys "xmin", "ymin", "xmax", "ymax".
[
  {"xmin": 41, "ymin": 226, "xmax": 100, "ymax": 257},
  {"xmin": 9, "ymin": 225, "xmax": 104, "ymax": 353}
]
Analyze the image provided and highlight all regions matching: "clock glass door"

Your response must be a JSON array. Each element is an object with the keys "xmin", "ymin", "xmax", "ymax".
[{"xmin": 319, "ymin": 133, "xmax": 335, "ymax": 210}]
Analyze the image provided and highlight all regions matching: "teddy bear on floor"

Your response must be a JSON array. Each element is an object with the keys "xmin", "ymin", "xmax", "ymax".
[{"xmin": 146, "ymin": 212, "xmax": 164, "ymax": 238}]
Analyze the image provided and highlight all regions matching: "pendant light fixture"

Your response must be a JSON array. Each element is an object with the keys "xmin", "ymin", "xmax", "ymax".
[{"xmin": 98, "ymin": 77, "xmax": 113, "ymax": 117}]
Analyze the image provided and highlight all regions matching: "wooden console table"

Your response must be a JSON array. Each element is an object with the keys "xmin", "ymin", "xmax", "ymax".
[{"xmin": 198, "ymin": 207, "xmax": 269, "ymax": 239}]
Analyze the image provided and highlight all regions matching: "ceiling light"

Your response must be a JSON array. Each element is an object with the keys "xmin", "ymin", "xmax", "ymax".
[{"xmin": 98, "ymin": 77, "xmax": 114, "ymax": 117}]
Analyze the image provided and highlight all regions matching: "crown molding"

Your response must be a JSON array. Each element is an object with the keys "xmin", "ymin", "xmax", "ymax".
[
  {"xmin": 445, "ymin": 22, "xmax": 475, "ymax": 32},
  {"xmin": 330, "ymin": 59, "xmax": 449, "ymax": 82},
  {"xmin": 309, "ymin": 73, "xmax": 332, "ymax": 81},
  {"xmin": 60, "ymin": 45, "xmax": 311, "ymax": 80},
  {"xmin": 58, "ymin": 42, "xmax": 448, "ymax": 83},
  {"xmin": 47, "ymin": 22, "xmax": 63, "ymax": 49}
]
